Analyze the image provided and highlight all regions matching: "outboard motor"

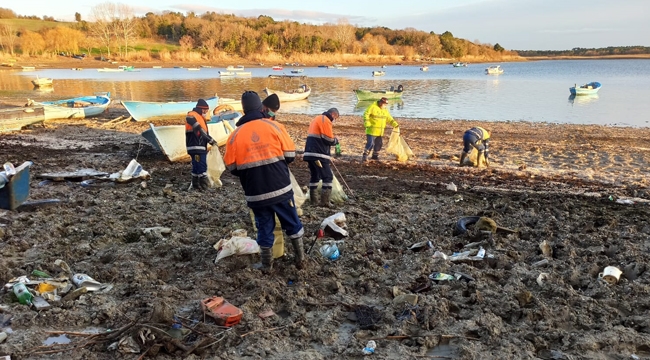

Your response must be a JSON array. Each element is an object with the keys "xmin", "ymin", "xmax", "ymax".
[{"xmin": 397, "ymin": 84, "xmax": 404, "ymax": 92}]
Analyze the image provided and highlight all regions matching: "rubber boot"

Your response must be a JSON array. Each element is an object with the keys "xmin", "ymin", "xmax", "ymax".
[
  {"xmin": 291, "ymin": 237, "xmax": 305, "ymax": 269},
  {"xmin": 191, "ymin": 175, "xmax": 200, "ymax": 190},
  {"xmin": 251, "ymin": 246, "xmax": 273, "ymax": 271},
  {"xmin": 309, "ymin": 189, "xmax": 319, "ymax": 206},
  {"xmin": 320, "ymin": 188, "xmax": 332, "ymax": 208},
  {"xmin": 198, "ymin": 175, "xmax": 211, "ymax": 190},
  {"xmin": 362, "ymin": 151, "xmax": 369, "ymax": 162},
  {"xmin": 459, "ymin": 152, "xmax": 468, "ymax": 166},
  {"xmin": 371, "ymin": 152, "xmax": 379, "ymax": 161}
]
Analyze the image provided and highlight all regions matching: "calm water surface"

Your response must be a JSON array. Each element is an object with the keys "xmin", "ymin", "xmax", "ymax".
[{"xmin": 2, "ymin": 59, "xmax": 649, "ymax": 127}]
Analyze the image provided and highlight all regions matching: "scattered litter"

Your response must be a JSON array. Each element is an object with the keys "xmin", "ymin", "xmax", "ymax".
[
  {"xmin": 429, "ymin": 272, "xmax": 455, "ymax": 282},
  {"xmin": 362, "ymin": 340, "xmax": 377, "ymax": 355},
  {"xmin": 142, "ymin": 226, "xmax": 171, "ymax": 241},
  {"xmin": 432, "ymin": 251, "xmax": 448, "ymax": 260},
  {"xmin": 32, "ymin": 296, "xmax": 51, "ymax": 311},
  {"xmin": 0, "ymin": 331, "xmax": 7, "ymax": 343},
  {"xmin": 320, "ymin": 212, "xmax": 348, "ymax": 239},
  {"xmin": 110, "ymin": 159, "xmax": 150, "ymax": 183},
  {"xmin": 42, "ymin": 334, "xmax": 71, "ymax": 346},
  {"xmin": 117, "ymin": 336, "xmax": 140, "ymax": 354},
  {"xmin": 38, "ymin": 169, "xmax": 108, "ymax": 182},
  {"xmin": 532, "ymin": 259, "xmax": 549, "ymax": 267},
  {"xmin": 71, "ymin": 274, "xmax": 103, "ymax": 291},
  {"xmin": 31, "ymin": 270, "xmax": 51, "ymax": 278},
  {"xmin": 320, "ymin": 243, "xmax": 340, "ymax": 260},
  {"xmin": 408, "ymin": 241, "xmax": 432, "ymax": 252},
  {"xmin": 446, "ymin": 182, "xmax": 457, "ymax": 192},
  {"xmin": 12, "ymin": 283, "xmax": 33, "ymax": 305},
  {"xmin": 354, "ymin": 305, "xmax": 382, "ymax": 330},
  {"xmin": 201, "ymin": 296, "xmax": 243, "ymax": 327},
  {"xmin": 616, "ymin": 199, "xmax": 634, "ymax": 205},
  {"xmin": 258, "ymin": 309, "xmax": 276, "ymax": 319},
  {"xmin": 213, "ymin": 230, "xmax": 260, "ymax": 263},
  {"xmin": 537, "ymin": 273, "xmax": 550, "ymax": 287},
  {"xmin": 599, "ymin": 266, "xmax": 622, "ymax": 285},
  {"xmin": 393, "ymin": 294, "xmax": 418, "ymax": 307},
  {"xmin": 539, "ymin": 240, "xmax": 553, "ymax": 257}
]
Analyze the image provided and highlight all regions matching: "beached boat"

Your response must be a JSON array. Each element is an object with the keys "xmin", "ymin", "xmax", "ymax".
[
  {"xmin": 485, "ymin": 65, "xmax": 503, "ymax": 75},
  {"xmin": 329, "ymin": 64, "xmax": 347, "ymax": 70},
  {"xmin": 0, "ymin": 106, "xmax": 45, "ymax": 132},
  {"xmin": 219, "ymin": 71, "xmax": 235, "ymax": 77},
  {"xmin": 291, "ymin": 69, "xmax": 304, "ymax": 74},
  {"xmin": 21, "ymin": 66, "xmax": 35, "ymax": 71},
  {"xmin": 36, "ymin": 92, "xmax": 112, "ymax": 120},
  {"xmin": 263, "ymin": 85, "xmax": 311, "ymax": 102},
  {"xmin": 227, "ymin": 65, "xmax": 245, "ymax": 71},
  {"xmin": 420, "ymin": 66, "xmax": 429, "ymax": 71},
  {"xmin": 570, "ymin": 82, "xmax": 601, "ymax": 96},
  {"xmin": 141, "ymin": 112, "xmax": 241, "ymax": 162},
  {"xmin": 217, "ymin": 97, "xmax": 243, "ymax": 112},
  {"xmin": 272, "ymin": 65, "xmax": 283, "ymax": 70},
  {"xmin": 121, "ymin": 96, "xmax": 219, "ymax": 121},
  {"xmin": 452, "ymin": 62, "xmax": 468, "ymax": 67},
  {"xmin": 372, "ymin": 71, "xmax": 386, "ymax": 77},
  {"xmin": 31, "ymin": 77, "xmax": 53, "ymax": 87},
  {"xmin": 354, "ymin": 85, "xmax": 404, "ymax": 101}
]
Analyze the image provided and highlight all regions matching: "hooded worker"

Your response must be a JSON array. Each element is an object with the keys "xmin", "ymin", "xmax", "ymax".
[
  {"xmin": 185, "ymin": 98, "xmax": 216, "ymax": 190},
  {"xmin": 224, "ymin": 91, "xmax": 306, "ymax": 270},
  {"xmin": 303, "ymin": 108, "xmax": 339, "ymax": 207},
  {"xmin": 362, "ymin": 97, "xmax": 399, "ymax": 162},
  {"xmin": 262, "ymin": 93, "xmax": 280, "ymax": 120},
  {"xmin": 460, "ymin": 127, "xmax": 490, "ymax": 167}
]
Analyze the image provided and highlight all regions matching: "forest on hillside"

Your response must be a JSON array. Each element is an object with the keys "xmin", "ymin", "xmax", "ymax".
[
  {"xmin": 0, "ymin": 5, "xmax": 514, "ymax": 62},
  {"xmin": 516, "ymin": 46, "xmax": 650, "ymax": 57}
]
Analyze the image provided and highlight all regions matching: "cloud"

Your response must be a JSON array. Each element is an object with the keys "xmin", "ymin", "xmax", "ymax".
[{"xmin": 168, "ymin": 4, "xmax": 369, "ymax": 24}]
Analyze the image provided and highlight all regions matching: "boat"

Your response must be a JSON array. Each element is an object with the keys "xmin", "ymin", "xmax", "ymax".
[
  {"xmin": 187, "ymin": 68, "xmax": 200, "ymax": 71},
  {"xmin": 268, "ymin": 74, "xmax": 307, "ymax": 79},
  {"xmin": 31, "ymin": 77, "xmax": 53, "ymax": 87},
  {"xmin": 0, "ymin": 106, "xmax": 45, "ymax": 132},
  {"xmin": 97, "ymin": 67, "xmax": 123, "ymax": 72},
  {"xmin": 21, "ymin": 66, "xmax": 35, "ymax": 71},
  {"xmin": 290, "ymin": 69, "xmax": 304, "ymax": 74},
  {"xmin": 35, "ymin": 92, "xmax": 112, "ymax": 120},
  {"xmin": 353, "ymin": 85, "xmax": 404, "ymax": 101},
  {"xmin": 452, "ymin": 62, "xmax": 468, "ymax": 67},
  {"xmin": 141, "ymin": 112, "xmax": 241, "ymax": 162},
  {"xmin": 570, "ymin": 82, "xmax": 601, "ymax": 96},
  {"xmin": 121, "ymin": 96, "xmax": 219, "ymax": 121},
  {"xmin": 219, "ymin": 71, "xmax": 235, "ymax": 77},
  {"xmin": 200, "ymin": 65, "xmax": 212, "ymax": 68},
  {"xmin": 372, "ymin": 71, "xmax": 386, "ymax": 77},
  {"xmin": 328, "ymin": 64, "xmax": 347, "ymax": 70},
  {"xmin": 235, "ymin": 71, "xmax": 252, "ymax": 76},
  {"xmin": 485, "ymin": 65, "xmax": 503, "ymax": 75},
  {"xmin": 272, "ymin": 65, "xmax": 283, "ymax": 70},
  {"xmin": 217, "ymin": 97, "xmax": 243, "ymax": 112},
  {"xmin": 420, "ymin": 66, "xmax": 429, "ymax": 71},
  {"xmin": 226, "ymin": 65, "xmax": 245, "ymax": 71},
  {"xmin": 71, "ymin": 68, "xmax": 83, "ymax": 71},
  {"xmin": 382, "ymin": 65, "xmax": 387, "ymax": 68},
  {"xmin": 119, "ymin": 65, "xmax": 139, "ymax": 72},
  {"xmin": 152, "ymin": 66, "xmax": 162, "ymax": 69},
  {"xmin": 263, "ymin": 85, "xmax": 311, "ymax": 102}
]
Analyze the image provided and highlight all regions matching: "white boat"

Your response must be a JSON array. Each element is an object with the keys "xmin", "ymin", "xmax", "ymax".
[
  {"xmin": 35, "ymin": 92, "xmax": 112, "ymax": 120},
  {"xmin": 235, "ymin": 71, "xmax": 252, "ymax": 76},
  {"xmin": 31, "ymin": 77, "xmax": 53, "ymax": 87},
  {"xmin": 263, "ymin": 85, "xmax": 311, "ymax": 102},
  {"xmin": 226, "ymin": 65, "xmax": 245, "ymax": 71},
  {"xmin": 420, "ymin": 65, "xmax": 429, "ymax": 71},
  {"xmin": 219, "ymin": 71, "xmax": 235, "ymax": 77},
  {"xmin": 217, "ymin": 97, "xmax": 243, "ymax": 112},
  {"xmin": 291, "ymin": 69, "xmax": 304, "ymax": 74},
  {"xmin": 485, "ymin": 65, "xmax": 504, "ymax": 75},
  {"xmin": 152, "ymin": 66, "xmax": 162, "ymax": 69},
  {"xmin": 187, "ymin": 68, "xmax": 200, "ymax": 71},
  {"xmin": 372, "ymin": 71, "xmax": 385, "ymax": 77},
  {"xmin": 21, "ymin": 66, "xmax": 35, "ymax": 71},
  {"xmin": 98, "ymin": 67, "xmax": 123, "ymax": 72}
]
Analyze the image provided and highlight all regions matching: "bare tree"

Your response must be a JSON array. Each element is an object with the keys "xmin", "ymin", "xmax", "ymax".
[
  {"xmin": 0, "ymin": 24, "xmax": 18, "ymax": 55},
  {"xmin": 114, "ymin": 3, "xmax": 138, "ymax": 58},
  {"xmin": 333, "ymin": 18, "xmax": 355, "ymax": 53},
  {"xmin": 89, "ymin": 2, "xmax": 117, "ymax": 57}
]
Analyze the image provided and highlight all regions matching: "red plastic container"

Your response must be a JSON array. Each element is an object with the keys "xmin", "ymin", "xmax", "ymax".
[{"xmin": 200, "ymin": 296, "xmax": 243, "ymax": 327}]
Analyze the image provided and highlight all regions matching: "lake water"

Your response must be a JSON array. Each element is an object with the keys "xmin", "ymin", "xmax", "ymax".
[{"xmin": 2, "ymin": 59, "xmax": 650, "ymax": 127}]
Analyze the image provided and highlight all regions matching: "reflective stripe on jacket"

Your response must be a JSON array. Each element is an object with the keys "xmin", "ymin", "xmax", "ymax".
[
  {"xmin": 224, "ymin": 115, "xmax": 296, "ymax": 208},
  {"xmin": 185, "ymin": 110, "xmax": 210, "ymax": 154},
  {"xmin": 363, "ymin": 101, "xmax": 398, "ymax": 136},
  {"xmin": 466, "ymin": 126, "xmax": 490, "ymax": 141},
  {"xmin": 303, "ymin": 113, "xmax": 336, "ymax": 162}
]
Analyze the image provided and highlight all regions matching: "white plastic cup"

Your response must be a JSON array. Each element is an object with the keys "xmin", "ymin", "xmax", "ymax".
[{"xmin": 598, "ymin": 266, "xmax": 622, "ymax": 284}]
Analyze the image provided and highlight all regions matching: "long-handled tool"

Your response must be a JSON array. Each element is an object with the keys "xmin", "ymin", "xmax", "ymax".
[
  {"xmin": 330, "ymin": 160, "xmax": 354, "ymax": 198},
  {"xmin": 306, "ymin": 229, "xmax": 324, "ymax": 255}
]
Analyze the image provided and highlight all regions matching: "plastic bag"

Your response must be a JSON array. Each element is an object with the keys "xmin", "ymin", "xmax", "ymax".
[
  {"xmin": 386, "ymin": 131, "xmax": 415, "ymax": 162},
  {"xmin": 213, "ymin": 233, "xmax": 260, "ymax": 263},
  {"xmin": 110, "ymin": 159, "xmax": 150, "ymax": 182},
  {"xmin": 461, "ymin": 147, "xmax": 488, "ymax": 167},
  {"xmin": 320, "ymin": 212, "xmax": 348, "ymax": 238},
  {"xmin": 289, "ymin": 170, "xmax": 306, "ymax": 211},
  {"xmin": 207, "ymin": 146, "xmax": 226, "ymax": 188},
  {"xmin": 306, "ymin": 174, "xmax": 348, "ymax": 204}
]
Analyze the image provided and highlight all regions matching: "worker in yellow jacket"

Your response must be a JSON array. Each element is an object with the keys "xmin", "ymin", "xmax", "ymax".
[
  {"xmin": 460, "ymin": 126, "xmax": 490, "ymax": 167},
  {"xmin": 362, "ymin": 97, "xmax": 399, "ymax": 162}
]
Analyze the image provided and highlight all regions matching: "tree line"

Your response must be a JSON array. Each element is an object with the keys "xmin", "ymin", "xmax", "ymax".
[
  {"xmin": 516, "ymin": 46, "xmax": 650, "ymax": 57},
  {"xmin": 0, "ymin": 4, "xmax": 514, "ymax": 61}
]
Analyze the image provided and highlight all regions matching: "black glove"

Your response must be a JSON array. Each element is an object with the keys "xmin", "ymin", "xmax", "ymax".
[
  {"xmin": 208, "ymin": 139, "xmax": 217, "ymax": 146},
  {"xmin": 334, "ymin": 137, "xmax": 339, "ymax": 145}
]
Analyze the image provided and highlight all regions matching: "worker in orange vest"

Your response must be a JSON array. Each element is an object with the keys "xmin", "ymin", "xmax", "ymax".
[
  {"xmin": 185, "ymin": 99, "xmax": 216, "ymax": 190},
  {"xmin": 303, "ymin": 108, "xmax": 339, "ymax": 207},
  {"xmin": 224, "ymin": 91, "xmax": 305, "ymax": 270}
]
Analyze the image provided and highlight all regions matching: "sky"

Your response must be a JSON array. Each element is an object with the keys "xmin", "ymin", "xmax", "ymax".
[{"xmin": 6, "ymin": 0, "xmax": 650, "ymax": 50}]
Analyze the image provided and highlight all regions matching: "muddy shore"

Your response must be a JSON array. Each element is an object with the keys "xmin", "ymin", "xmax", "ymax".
[{"xmin": 1, "ymin": 104, "xmax": 650, "ymax": 359}]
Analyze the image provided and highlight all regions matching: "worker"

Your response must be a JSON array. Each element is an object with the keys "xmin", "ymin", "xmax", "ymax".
[
  {"xmin": 303, "ymin": 108, "xmax": 339, "ymax": 207},
  {"xmin": 362, "ymin": 97, "xmax": 399, "ymax": 162},
  {"xmin": 185, "ymin": 99, "xmax": 216, "ymax": 190},
  {"xmin": 460, "ymin": 126, "xmax": 490, "ymax": 167},
  {"xmin": 262, "ymin": 93, "xmax": 280, "ymax": 120},
  {"xmin": 224, "ymin": 91, "xmax": 305, "ymax": 270}
]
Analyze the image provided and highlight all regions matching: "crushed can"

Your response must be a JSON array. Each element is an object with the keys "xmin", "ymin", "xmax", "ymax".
[
  {"xmin": 429, "ymin": 272, "xmax": 455, "ymax": 283},
  {"xmin": 200, "ymin": 296, "xmax": 243, "ymax": 327}
]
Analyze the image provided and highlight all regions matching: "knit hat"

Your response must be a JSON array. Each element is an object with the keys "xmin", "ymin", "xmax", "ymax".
[
  {"xmin": 195, "ymin": 99, "xmax": 209, "ymax": 109},
  {"xmin": 241, "ymin": 91, "xmax": 263, "ymax": 114},
  {"xmin": 262, "ymin": 94, "xmax": 280, "ymax": 112}
]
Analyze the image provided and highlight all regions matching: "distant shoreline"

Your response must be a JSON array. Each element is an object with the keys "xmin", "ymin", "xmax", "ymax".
[{"xmin": 523, "ymin": 54, "xmax": 650, "ymax": 60}]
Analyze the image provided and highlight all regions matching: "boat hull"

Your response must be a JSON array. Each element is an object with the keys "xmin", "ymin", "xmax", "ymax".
[
  {"xmin": 354, "ymin": 89, "xmax": 403, "ymax": 101},
  {"xmin": 570, "ymin": 82, "xmax": 601, "ymax": 96},
  {"xmin": 263, "ymin": 87, "xmax": 311, "ymax": 102},
  {"xmin": 141, "ymin": 114, "xmax": 240, "ymax": 162},
  {"xmin": 38, "ymin": 94, "xmax": 111, "ymax": 120},
  {"xmin": 121, "ymin": 96, "xmax": 219, "ymax": 121},
  {"xmin": 0, "ymin": 107, "xmax": 45, "ymax": 132}
]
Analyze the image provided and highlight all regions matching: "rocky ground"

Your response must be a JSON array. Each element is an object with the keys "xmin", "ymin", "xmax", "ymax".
[{"xmin": 1, "ymin": 104, "xmax": 650, "ymax": 359}]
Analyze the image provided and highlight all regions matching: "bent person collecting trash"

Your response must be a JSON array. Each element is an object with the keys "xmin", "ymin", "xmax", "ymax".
[
  {"xmin": 303, "ymin": 108, "xmax": 340, "ymax": 207},
  {"xmin": 224, "ymin": 91, "xmax": 306, "ymax": 270},
  {"xmin": 362, "ymin": 97, "xmax": 399, "ymax": 162},
  {"xmin": 459, "ymin": 126, "xmax": 490, "ymax": 167},
  {"xmin": 185, "ymin": 99, "xmax": 217, "ymax": 190}
]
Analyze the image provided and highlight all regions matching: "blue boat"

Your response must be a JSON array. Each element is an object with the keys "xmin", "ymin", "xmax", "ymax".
[
  {"xmin": 37, "ymin": 92, "xmax": 111, "ymax": 120},
  {"xmin": 121, "ymin": 96, "xmax": 219, "ymax": 121},
  {"xmin": 570, "ymin": 82, "xmax": 601, "ymax": 96}
]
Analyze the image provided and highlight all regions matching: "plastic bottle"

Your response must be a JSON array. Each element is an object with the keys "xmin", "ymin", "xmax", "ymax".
[
  {"xmin": 3, "ymin": 162, "xmax": 15, "ymax": 176},
  {"xmin": 167, "ymin": 323, "xmax": 183, "ymax": 339},
  {"xmin": 335, "ymin": 143, "xmax": 342, "ymax": 156},
  {"xmin": 13, "ymin": 283, "xmax": 34, "ymax": 305},
  {"xmin": 362, "ymin": 340, "xmax": 376, "ymax": 355},
  {"xmin": 320, "ymin": 244, "xmax": 340, "ymax": 260}
]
